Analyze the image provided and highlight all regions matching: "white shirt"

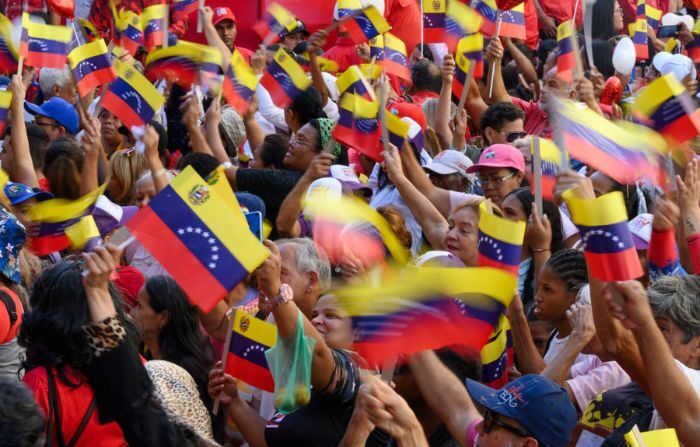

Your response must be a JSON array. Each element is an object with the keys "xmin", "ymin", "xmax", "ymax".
[
  {"xmin": 543, "ymin": 333, "xmax": 595, "ymax": 367},
  {"xmin": 649, "ymin": 359, "xmax": 700, "ymax": 442}
]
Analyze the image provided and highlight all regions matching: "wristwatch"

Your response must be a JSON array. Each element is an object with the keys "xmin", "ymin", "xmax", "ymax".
[{"xmin": 263, "ymin": 283, "xmax": 293, "ymax": 310}]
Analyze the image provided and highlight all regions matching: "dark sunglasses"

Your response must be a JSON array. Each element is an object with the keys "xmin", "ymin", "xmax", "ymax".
[
  {"xmin": 505, "ymin": 131, "xmax": 528, "ymax": 143},
  {"xmin": 483, "ymin": 409, "xmax": 532, "ymax": 439}
]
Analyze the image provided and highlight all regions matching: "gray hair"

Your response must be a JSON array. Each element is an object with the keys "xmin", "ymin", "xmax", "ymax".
[
  {"xmin": 648, "ymin": 276, "xmax": 700, "ymax": 343},
  {"xmin": 39, "ymin": 67, "xmax": 71, "ymax": 99},
  {"xmin": 275, "ymin": 238, "xmax": 331, "ymax": 292}
]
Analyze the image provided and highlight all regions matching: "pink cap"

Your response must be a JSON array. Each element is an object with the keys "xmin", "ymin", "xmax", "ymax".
[
  {"xmin": 213, "ymin": 7, "xmax": 236, "ymax": 26},
  {"xmin": 466, "ymin": 144, "xmax": 525, "ymax": 174}
]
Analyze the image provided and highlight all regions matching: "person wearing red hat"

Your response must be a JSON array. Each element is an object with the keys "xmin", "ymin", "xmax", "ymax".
[{"xmin": 203, "ymin": 6, "xmax": 254, "ymax": 63}]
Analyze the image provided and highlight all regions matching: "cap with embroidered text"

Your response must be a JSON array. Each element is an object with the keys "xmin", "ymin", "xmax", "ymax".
[{"xmin": 213, "ymin": 7, "xmax": 236, "ymax": 26}]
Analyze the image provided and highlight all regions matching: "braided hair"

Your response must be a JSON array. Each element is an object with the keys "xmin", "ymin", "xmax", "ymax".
[{"xmin": 544, "ymin": 249, "xmax": 588, "ymax": 295}]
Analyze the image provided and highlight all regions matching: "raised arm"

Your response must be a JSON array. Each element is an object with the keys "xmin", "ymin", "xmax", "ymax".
[
  {"xmin": 202, "ymin": 97, "xmax": 231, "ymax": 164},
  {"xmin": 8, "ymin": 74, "xmax": 38, "ymax": 188},
  {"xmin": 434, "ymin": 55, "xmax": 455, "ymax": 150},
  {"xmin": 484, "ymin": 38, "xmax": 510, "ymax": 105},
  {"xmin": 201, "ymin": 6, "xmax": 232, "ymax": 62},
  {"xmin": 506, "ymin": 293, "xmax": 547, "ymax": 374},
  {"xmin": 142, "ymin": 125, "xmax": 169, "ymax": 193},
  {"xmin": 398, "ymin": 138, "xmax": 453, "ymax": 217},
  {"xmin": 182, "ymin": 94, "xmax": 215, "ymax": 157},
  {"xmin": 78, "ymin": 110, "xmax": 101, "ymax": 195},
  {"xmin": 678, "ymin": 159, "xmax": 700, "ymax": 274},
  {"xmin": 384, "ymin": 145, "xmax": 449, "ymax": 249},
  {"xmin": 307, "ymin": 30, "xmax": 330, "ymax": 106},
  {"xmin": 504, "ymin": 38, "xmax": 538, "ymax": 87}
]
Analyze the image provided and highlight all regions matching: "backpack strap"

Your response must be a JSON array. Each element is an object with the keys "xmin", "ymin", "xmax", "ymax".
[
  {"xmin": 0, "ymin": 290, "xmax": 17, "ymax": 327},
  {"xmin": 45, "ymin": 368, "xmax": 96, "ymax": 447},
  {"xmin": 67, "ymin": 397, "xmax": 96, "ymax": 447}
]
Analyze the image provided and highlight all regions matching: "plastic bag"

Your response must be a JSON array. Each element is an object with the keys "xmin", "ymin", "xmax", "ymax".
[{"xmin": 265, "ymin": 309, "xmax": 316, "ymax": 414}]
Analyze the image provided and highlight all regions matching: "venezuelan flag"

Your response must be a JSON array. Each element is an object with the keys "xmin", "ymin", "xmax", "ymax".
[
  {"xmin": 126, "ymin": 167, "xmax": 270, "ymax": 312},
  {"xmin": 20, "ymin": 13, "xmax": 72, "ymax": 68},
  {"xmin": 646, "ymin": 3, "xmax": 661, "ymax": 30},
  {"xmin": 423, "ymin": 0, "xmax": 446, "ymax": 44},
  {"xmin": 381, "ymin": 32, "xmax": 410, "ymax": 83},
  {"xmin": 369, "ymin": 34, "xmax": 384, "ymax": 61},
  {"xmin": 142, "ymin": 3, "xmax": 167, "ymax": 51},
  {"xmin": 337, "ymin": 0, "xmax": 363, "ymax": 19},
  {"xmin": 68, "ymin": 39, "xmax": 117, "ymax": 98},
  {"xmin": 199, "ymin": 44, "xmax": 224, "ymax": 95},
  {"xmin": 0, "ymin": 14, "xmax": 18, "ymax": 72},
  {"xmin": 116, "ymin": 9, "xmax": 144, "ymax": 56},
  {"xmin": 633, "ymin": 9, "xmax": 649, "ymax": 61},
  {"xmin": 477, "ymin": 201, "xmax": 525, "ymax": 276},
  {"xmin": 172, "ymin": 0, "xmax": 197, "ymax": 14},
  {"xmin": 531, "ymin": 138, "xmax": 565, "ymax": 201},
  {"xmin": 386, "ymin": 110, "xmax": 410, "ymax": 149},
  {"xmin": 474, "ymin": 0, "xmax": 499, "ymax": 36},
  {"xmin": 261, "ymin": 48, "xmax": 311, "ymax": 108},
  {"xmin": 226, "ymin": 309, "xmax": 277, "ymax": 392},
  {"xmin": 499, "ymin": 4, "xmax": 526, "ymax": 40},
  {"xmin": 633, "ymin": 73, "xmax": 700, "ymax": 145},
  {"xmin": 77, "ymin": 17, "xmax": 100, "ymax": 42},
  {"xmin": 296, "ymin": 52, "xmax": 340, "ymax": 74},
  {"xmin": 259, "ymin": 3, "xmax": 297, "ymax": 41},
  {"xmin": 336, "ymin": 266, "xmax": 516, "ymax": 366},
  {"xmin": 101, "ymin": 59, "xmax": 164, "ymax": 129},
  {"xmin": 554, "ymin": 98, "xmax": 663, "ymax": 184},
  {"xmin": 333, "ymin": 93, "xmax": 381, "ymax": 160},
  {"xmin": 445, "ymin": 1, "xmax": 483, "ymax": 50},
  {"xmin": 480, "ymin": 316, "xmax": 514, "ymax": 388},
  {"xmin": 342, "ymin": 5, "xmax": 391, "ymax": 45},
  {"xmin": 145, "ymin": 42, "xmax": 208, "ymax": 88},
  {"xmin": 336, "ymin": 65, "xmax": 375, "ymax": 100},
  {"xmin": 65, "ymin": 215, "xmax": 102, "ymax": 252},
  {"xmin": 27, "ymin": 184, "xmax": 106, "ymax": 256},
  {"xmin": 222, "ymin": 49, "xmax": 258, "ymax": 115},
  {"xmin": 0, "ymin": 91, "xmax": 11, "ymax": 136},
  {"xmin": 557, "ymin": 20, "xmax": 577, "ymax": 83},
  {"xmin": 452, "ymin": 33, "xmax": 484, "ymax": 98},
  {"xmin": 566, "ymin": 191, "xmax": 644, "ymax": 281}
]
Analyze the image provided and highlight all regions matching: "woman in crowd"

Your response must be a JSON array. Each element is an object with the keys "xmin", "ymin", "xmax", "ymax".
[
  {"xmin": 591, "ymin": 0, "xmax": 625, "ymax": 41},
  {"xmin": 107, "ymin": 149, "xmax": 149, "ymax": 205}
]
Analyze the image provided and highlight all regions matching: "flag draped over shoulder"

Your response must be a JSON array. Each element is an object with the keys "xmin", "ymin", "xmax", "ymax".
[
  {"xmin": 102, "ymin": 59, "xmax": 165, "ymax": 129},
  {"xmin": 261, "ymin": 48, "xmax": 312, "ymax": 108},
  {"xmin": 566, "ymin": 191, "xmax": 644, "ymax": 281},
  {"xmin": 335, "ymin": 266, "xmax": 516, "ymax": 366},
  {"xmin": 20, "ymin": 13, "xmax": 72, "ymax": 68},
  {"xmin": 126, "ymin": 167, "xmax": 269, "ymax": 313},
  {"xmin": 68, "ymin": 39, "xmax": 117, "ymax": 98},
  {"xmin": 226, "ymin": 309, "xmax": 277, "ymax": 392}
]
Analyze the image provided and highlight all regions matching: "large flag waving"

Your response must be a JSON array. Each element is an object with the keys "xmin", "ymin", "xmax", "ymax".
[{"xmin": 126, "ymin": 167, "xmax": 269, "ymax": 312}]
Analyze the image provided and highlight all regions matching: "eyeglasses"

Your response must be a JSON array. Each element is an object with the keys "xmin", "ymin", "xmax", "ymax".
[
  {"xmin": 483, "ymin": 409, "xmax": 532, "ymax": 439},
  {"xmin": 478, "ymin": 171, "xmax": 517, "ymax": 186},
  {"xmin": 503, "ymin": 131, "xmax": 528, "ymax": 143},
  {"xmin": 34, "ymin": 119, "xmax": 60, "ymax": 129}
]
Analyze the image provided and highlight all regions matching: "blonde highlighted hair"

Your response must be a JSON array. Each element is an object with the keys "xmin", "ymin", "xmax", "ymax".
[{"xmin": 107, "ymin": 149, "xmax": 149, "ymax": 204}]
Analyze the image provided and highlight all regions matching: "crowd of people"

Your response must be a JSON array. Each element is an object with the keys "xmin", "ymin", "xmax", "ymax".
[{"xmin": 0, "ymin": 0, "xmax": 698, "ymax": 446}]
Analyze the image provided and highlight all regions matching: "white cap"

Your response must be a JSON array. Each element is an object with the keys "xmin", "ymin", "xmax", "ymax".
[
  {"xmin": 333, "ymin": 0, "xmax": 385, "ymax": 20},
  {"xmin": 330, "ymin": 165, "xmax": 372, "ymax": 194},
  {"xmin": 661, "ymin": 53, "xmax": 697, "ymax": 82},
  {"xmin": 305, "ymin": 178, "xmax": 342, "ymax": 204},
  {"xmin": 414, "ymin": 251, "xmax": 465, "ymax": 267},
  {"xmin": 652, "ymin": 52, "xmax": 672, "ymax": 72},
  {"xmin": 423, "ymin": 150, "xmax": 474, "ymax": 180},
  {"xmin": 627, "ymin": 213, "xmax": 653, "ymax": 250}
]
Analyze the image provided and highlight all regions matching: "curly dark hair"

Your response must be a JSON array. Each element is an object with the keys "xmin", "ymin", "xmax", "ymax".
[
  {"xmin": 18, "ymin": 261, "xmax": 138, "ymax": 387},
  {"xmin": 0, "ymin": 380, "xmax": 45, "ymax": 446}
]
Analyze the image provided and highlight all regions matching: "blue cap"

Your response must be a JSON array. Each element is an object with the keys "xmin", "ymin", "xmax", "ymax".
[
  {"xmin": 466, "ymin": 374, "xmax": 577, "ymax": 447},
  {"xmin": 235, "ymin": 192, "xmax": 266, "ymax": 218},
  {"xmin": 24, "ymin": 97, "xmax": 79, "ymax": 134},
  {"xmin": 0, "ymin": 208, "xmax": 25, "ymax": 284},
  {"xmin": 3, "ymin": 182, "xmax": 53, "ymax": 205}
]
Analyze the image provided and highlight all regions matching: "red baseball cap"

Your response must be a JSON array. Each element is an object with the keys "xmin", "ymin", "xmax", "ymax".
[
  {"xmin": 466, "ymin": 144, "xmax": 525, "ymax": 173},
  {"xmin": 213, "ymin": 7, "xmax": 236, "ymax": 26},
  {"xmin": 389, "ymin": 103, "xmax": 427, "ymax": 131}
]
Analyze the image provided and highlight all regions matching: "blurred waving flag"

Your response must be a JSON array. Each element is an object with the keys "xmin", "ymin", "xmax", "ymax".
[
  {"xmin": 474, "ymin": 0, "xmax": 499, "ymax": 35},
  {"xmin": 445, "ymin": 1, "xmax": 483, "ymax": 50},
  {"xmin": 142, "ymin": 3, "xmax": 167, "ymax": 51},
  {"xmin": 556, "ymin": 20, "xmax": 577, "ymax": 83},
  {"xmin": 477, "ymin": 201, "xmax": 525, "ymax": 276},
  {"xmin": 381, "ymin": 32, "xmax": 410, "ymax": 83},
  {"xmin": 333, "ymin": 93, "xmax": 381, "ymax": 160},
  {"xmin": 77, "ymin": 17, "xmax": 100, "ymax": 42},
  {"xmin": 530, "ymin": 138, "xmax": 565, "ymax": 201},
  {"xmin": 336, "ymin": 65, "xmax": 375, "ymax": 100},
  {"xmin": 335, "ymin": 266, "xmax": 516, "ymax": 366},
  {"xmin": 633, "ymin": 0, "xmax": 649, "ymax": 61},
  {"xmin": 481, "ymin": 316, "xmax": 514, "ymax": 388},
  {"xmin": 0, "ymin": 91, "xmax": 12, "ymax": 136},
  {"xmin": 385, "ymin": 110, "xmax": 411, "ymax": 149},
  {"xmin": 261, "ymin": 47, "xmax": 312, "ymax": 108},
  {"xmin": 27, "ymin": 184, "xmax": 106, "ymax": 256},
  {"xmin": 369, "ymin": 34, "xmax": 384, "ymax": 61},
  {"xmin": 65, "ymin": 215, "xmax": 102, "ymax": 252},
  {"xmin": 20, "ymin": 13, "xmax": 72, "ymax": 68},
  {"xmin": 223, "ymin": 49, "xmax": 259, "ymax": 115},
  {"xmin": 0, "ymin": 14, "xmax": 18, "ymax": 72},
  {"xmin": 499, "ymin": 4, "xmax": 526, "ymax": 40},
  {"xmin": 337, "ymin": 0, "xmax": 363, "ymax": 19},
  {"xmin": 254, "ymin": 2, "xmax": 297, "ymax": 44},
  {"xmin": 145, "ymin": 41, "xmax": 222, "ymax": 90},
  {"xmin": 646, "ymin": 3, "xmax": 661, "ymax": 30},
  {"xmin": 632, "ymin": 73, "xmax": 700, "ymax": 145},
  {"xmin": 566, "ymin": 191, "xmax": 644, "ymax": 281},
  {"xmin": 102, "ymin": 59, "xmax": 164, "ymax": 129},
  {"xmin": 126, "ymin": 166, "xmax": 270, "ymax": 312},
  {"xmin": 68, "ymin": 39, "xmax": 117, "ymax": 98},
  {"xmin": 553, "ymin": 99, "xmax": 664, "ymax": 184},
  {"xmin": 172, "ymin": 0, "xmax": 198, "ymax": 15},
  {"xmin": 116, "ymin": 9, "xmax": 144, "ymax": 56},
  {"xmin": 226, "ymin": 310, "xmax": 277, "ymax": 392},
  {"xmin": 297, "ymin": 52, "xmax": 339, "ymax": 74},
  {"xmin": 452, "ymin": 33, "xmax": 484, "ymax": 98},
  {"xmin": 342, "ymin": 5, "xmax": 391, "ymax": 44},
  {"xmin": 422, "ymin": 0, "xmax": 446, "ymax": 43}
]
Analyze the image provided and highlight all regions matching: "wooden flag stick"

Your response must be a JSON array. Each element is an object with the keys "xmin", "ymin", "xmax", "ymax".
[
  {"xmin": 455, "ymin": 61, "xmax": 476, "ymax": 118},
  {"xmin": 16, "ymin": 57, "xmax": 23, "ymax": 77},
  {"xmin": 197, "ymin": 0, "xmax": 204, "ymax": 33},
  {"xmin": 532, "ymin": 137, "xmax": 544, "ymax": 218},
  {"xmin": 419, "ymin": 0, "xmax": 424, "ymax": 57},
  {"xmin": 212, "ymin": 309, "xmax": 235, "ymax": 416},
  {"xmin": 378, "ymin": 72, "xmax": 390, "ymax": 154},
  {"xmin": 163, "ymin": 5, "xmax": 170, "ymax": 49},
  {"xmin": 488, "ymin": 15, "xmax": 503, "ymax": 99}
]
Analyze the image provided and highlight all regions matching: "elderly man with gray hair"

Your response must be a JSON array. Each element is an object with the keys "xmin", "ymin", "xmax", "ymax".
[{"xmin": 38, "ymin": 67, "xmax": 77, "ymax": 103}]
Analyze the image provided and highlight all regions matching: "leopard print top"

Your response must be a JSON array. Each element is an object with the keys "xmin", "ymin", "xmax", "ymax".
[{"xmin": 83, "ymin": 316, "xmax": 126, "ymax": 357}]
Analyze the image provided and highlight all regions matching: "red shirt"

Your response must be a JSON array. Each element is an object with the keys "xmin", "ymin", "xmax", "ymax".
[
  {"xmin": 23, "ymin": 366, "xmax": 127, "ymax": 447},
  {"xmin": 512, "ymin": 97, "xmax": 612, "ymax": 138},
  {"xmin": 618, "ymin": 0, "xmax": 669, "ymax": 26},
  {"xmin": 538, "ymin": 0, "xmax": 582, "ymax": 28},
  {"xmin": 0, "ymin": 0, "xmax": 47, "ymax": 20},
  {"xmin": 384, "ymin": 0, "xmax": 422, "ymax": 56},
  {"xmin": 235, "ymin": 46, "xmax": 254, "ymax": 64},
  {"xmin": 524, "ymin": 0, "xmax": 539, "ymax": 49},
  {"xmin": 322, "ymin": 37, "xmax": 365, "ymax": 73}
]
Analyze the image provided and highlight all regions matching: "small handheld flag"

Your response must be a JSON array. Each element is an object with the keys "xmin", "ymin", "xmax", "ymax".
[
  {"xmin": 481, "ymin": 316, "xmax": 514, "ymax": 388},
  {"xmin": 145, "ymin": 41, "xmax": 222, "ymax": 90},
  {"xmin": 633, "ymin": 0, "xmax": 649, "ymax": 61},
  {"xmin": 385, "ymin": 111, "xmax": 410, "ymax": 149},
  {"xmin": 226, "ymin": 310, "xmax": 277, "ymax": 392},
  {"xmin": 477, "ymin": 201, "xmax": 525, "ymax": 276},
  {"xmin": 142, "ymin": 3, "xmax": 167, "ymax": 51},
  {"xmin": 115, "ymin": 9, "xmax": 144, "ymax": 57},
  {"xmin": 102, "ymin": 58, "xmax": 165, "ymax": 129},
  {"xmin": 0, "ymin": 91, "xmax": 12, "ymax": 136},
  {"xmin": 333, "ymin": 93, "xmax": 381, "ymax": 160},
  {"xmin": 65, "ymin": 215, "xmax": 102, "ymax": 251},
  {"xmin": 126, "ymin": 167, "xmax": 270, "ymax": 312},
  {"xmin": 341, "ymin": 5, "xmax": 391, "ymax": 44},
  {"xmin": 222, "ymin": 49, "xmax": 259, "ymax": 115},
  {"xmin": 77, "ymin": 17, "xmax": 100, "ymax": 42},
  {"xmin": 68, "ymin": 39, "xmax": 117, "ymax": 98},
  {"xmin": 530, "ymin": 138, "xmax": 565, "ymax": 201},
  {"xmin": 422, "ymin": 0, "xmax": 446, "ymax": 44},
  {"xmin": 336, "ymin": 65, "xmax": 375, "ymax": 100},
  {"xmin": 381, "ymin": 32, "xmax": 410, "ymax": 83},
  {"xmin": 369, "ymin": 34, "xmax": 384, "ymax": 61},
  {"xmin": 255, "ymin": 3, "xmax": 297, "ymax": 44},
  {"xmin": 260, "ymin": 48, "xmax": 312, "ymax": 109},
  {"xmin": 0, "ymin": 14, "xmax": 18, "ymax": 72},
  {"xmin": 499, "ymin": 3, "xmax": 526, "ymax": 40},
  {"xmin": 474, "ymin": 0, "xmax": 499, "ymax": 35},
  {"xmin": 566, "ymin": 191, "xmax": 644, "ymax": 281},
  {"xmin": 452, "ymin": 33, "xmax": 484, "ymax": 100},
  {"xmin": 445, "ymin": 1, "xmax": 484, "ymax": 50},
  {"xmin": 20, "ymin": 13, "xmax": 72, "ymax": 68},
  {"xmin": 556, "ymin": 20, "xmax": 578, "ymax": 83},
  {"xmin": 172, "ymin": 0, "xmax": 198, "ymax": 15}
]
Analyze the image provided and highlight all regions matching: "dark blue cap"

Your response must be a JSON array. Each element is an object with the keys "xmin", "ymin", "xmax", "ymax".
[
  {"xmin": 3, "ymin": 181, "xmax": 53, "ymax": 205},
  {"xmin": 24, "ymin": 97, "xmax": 79, "ymax": 134},
  {"xmin": 466, "ymin": 374, "xmax": 577, "ymax": 447},
  {"xmin": 236, "ymin": 192, "xmax": 266, "ymax": 218}
]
